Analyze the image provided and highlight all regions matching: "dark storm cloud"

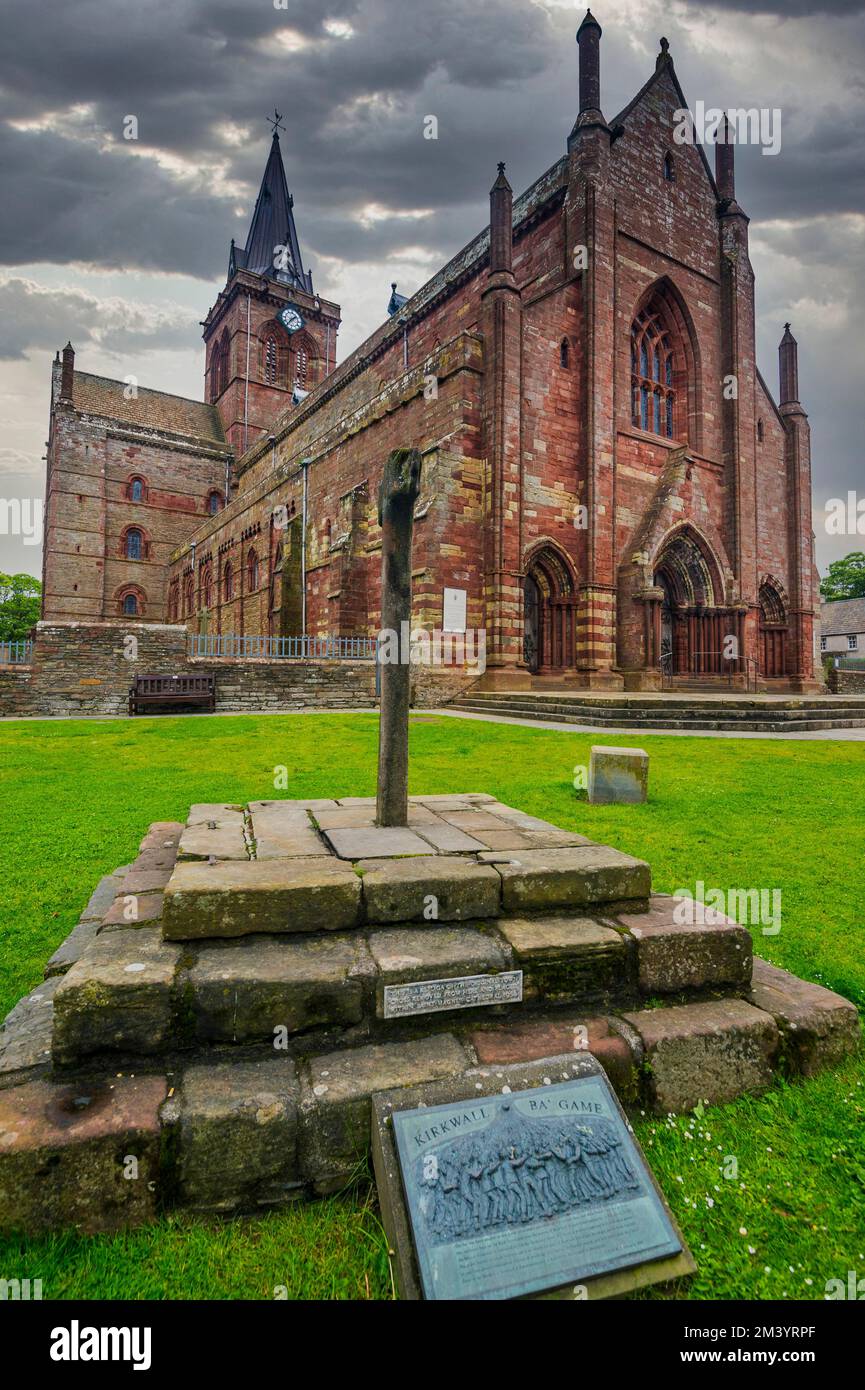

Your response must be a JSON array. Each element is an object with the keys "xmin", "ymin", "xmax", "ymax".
[
  {"xmin": 0, "ymin": 0, "xmax": 862, "ymax": 577},
  {"xmin": 703, "ymin": 1, "xmax": 863, "ymax": 12},
  {"xmin": 0, "ymin": 278, "xmax": 199, "ymax": 360},
  {"xmin": 0, "ymin": 0, "xmax": 558, "ymax": 281}
]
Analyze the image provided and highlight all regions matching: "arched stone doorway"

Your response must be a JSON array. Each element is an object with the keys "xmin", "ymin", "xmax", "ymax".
[
  {"xmin": 523, "ymin": 546, "xmax": 577, "ymax": 674},
  {"xmin": 759, "ymin": 579, "xmax": 789, "ymax": 679},
  {"xmin": 650, "ymin": 527, "xmax": 738, "ymax": 678}
]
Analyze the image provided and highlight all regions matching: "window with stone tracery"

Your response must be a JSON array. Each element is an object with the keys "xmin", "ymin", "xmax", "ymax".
[{"xmin": 631, "ymin": 308, "xmax": 675, "ymax": 439}]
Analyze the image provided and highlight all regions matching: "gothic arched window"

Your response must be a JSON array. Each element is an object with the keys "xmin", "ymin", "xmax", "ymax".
[
  {"xmin": 223, "ymin": 561, "xmax": 234, "ymax": 601},
  {"xmin": 663, "ymin": 152, "xmax": 675, "ymax": 182},
  {"xmin": 247, "ymin": 549, "xmax": 259, "ymax": 592},
  {"xmin": 128, "ymin": 477, "xmax": 145, "ymax": 502},
  {"xmin": 560, "ymin": 338, "xmax": 570, "ymax": 370},
  {"xmin": 125, "ymin": 527, "xmax": 143, "ymax": 560},
  {"xmin": 631, "ymin": 308, "xmax": 676, "ymax": 439},
  {"xmin": 208, "ymin": 490, "xmax": 223, "ymax": 515},
  {"xmin": 185, "ymin": 576, "xmax": 194, "ymax": 615},
  {"xmin": 123, "ymin": 592, "xmax": 138, "ymax": 616}
]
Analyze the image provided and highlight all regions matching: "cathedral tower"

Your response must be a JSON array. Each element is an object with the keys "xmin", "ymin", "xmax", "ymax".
[{"xmin": 202, "ymin": 118, "xmax": 341, "ymax": 456}]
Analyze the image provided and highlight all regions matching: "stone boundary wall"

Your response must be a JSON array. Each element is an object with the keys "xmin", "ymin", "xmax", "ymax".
[
  {"xmin": 0, "ymin": 621, "xmax": 479, "ymax": 717},
  {"xmin": 826, "ymin": 666, "xmax": 865, "ymax": 694}
]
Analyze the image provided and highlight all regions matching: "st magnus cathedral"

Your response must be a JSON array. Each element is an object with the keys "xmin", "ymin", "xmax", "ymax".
[{"xmin": 40, "ymin": 12, "xmax": 820, "ymax": 693}]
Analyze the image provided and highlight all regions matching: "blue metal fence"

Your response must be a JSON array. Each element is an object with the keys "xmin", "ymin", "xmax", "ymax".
[
  {"xmin": 188, "ymin": 633, "xmax": 376, "ymax": 661},
  {"xmin": 0, "ymin": 640, "xmax": 33, "ymax": 665}
]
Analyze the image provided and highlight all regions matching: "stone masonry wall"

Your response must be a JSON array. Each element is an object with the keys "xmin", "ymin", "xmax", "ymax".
[
  {"xmin": 0, "ymin": 622, "xmax": 378, "ymax": 718},
  {"xmin": 826, "ymin": 667, "xmax": 865, "ymax": 695}
]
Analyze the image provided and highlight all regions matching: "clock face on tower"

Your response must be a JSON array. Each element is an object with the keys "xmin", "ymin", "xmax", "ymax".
[{"xmin": 278, "ymin": 305, "xmax": 304, "ymax": 335}]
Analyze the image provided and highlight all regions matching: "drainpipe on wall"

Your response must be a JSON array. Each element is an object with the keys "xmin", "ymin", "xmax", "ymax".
[
  {"xmin": 243, "ymin": 294, "xmax": 251, "ymax": 453},
  {"xmin": 301, "ymin": 457, "xmax": 310, "ymax": 639}
]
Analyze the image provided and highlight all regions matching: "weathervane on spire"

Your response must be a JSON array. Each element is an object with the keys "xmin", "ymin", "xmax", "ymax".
[{"xmin": 267, "ymin": 109, "xmax": 286, "ymax": 137}]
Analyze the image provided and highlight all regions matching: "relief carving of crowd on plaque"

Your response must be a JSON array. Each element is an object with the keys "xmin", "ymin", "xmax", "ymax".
[{"xmin": 416, "ymin": 1106, "xmax": 641, "ymax": 1243}]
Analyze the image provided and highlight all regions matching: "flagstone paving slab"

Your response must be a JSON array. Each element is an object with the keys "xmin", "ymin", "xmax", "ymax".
[
  {"xmin": 324, "ymin": 826, "xmax": 433, "ymax": 860},
  {"xmin": 413, "ymin": 823, "xmax": 487, "ymax": 853},
  {"xmin": 178, "ymin": 823, "xmax": 248, "ymax": 862}
]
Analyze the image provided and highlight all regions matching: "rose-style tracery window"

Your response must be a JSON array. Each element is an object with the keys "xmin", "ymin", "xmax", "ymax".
[{"xmin": 631, "ymin": 308, "xmax": 675, "ymax": 439}]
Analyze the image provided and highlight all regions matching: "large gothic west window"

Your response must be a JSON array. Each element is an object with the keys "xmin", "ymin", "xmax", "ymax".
[{"xmin": 631, "ymin": 308, "xmax": 675, "ymax": 439}]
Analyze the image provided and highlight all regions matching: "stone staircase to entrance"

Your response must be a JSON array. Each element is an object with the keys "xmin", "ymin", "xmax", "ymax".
[
  {"xmin": 0, "ymin": 795, "xmax": 859, "ymax": 1231},
  {"xmin": 448, "ymin": 691, "xmax": 865, "ymax": 733}
]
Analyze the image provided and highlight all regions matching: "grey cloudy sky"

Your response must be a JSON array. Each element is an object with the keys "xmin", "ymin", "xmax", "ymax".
[{"xmin": 0, "ymin": 0, "xmax": 863, "ymax": 578}]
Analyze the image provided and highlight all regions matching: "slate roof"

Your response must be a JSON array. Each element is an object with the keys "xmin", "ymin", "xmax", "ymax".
[
  {"xmin": 231, "ymin": 131, "xmax": 312, "ymax": 293},
  {"xmin": 821, "ymin": 597, "xmax": 865, "ymax": 636},
  {"xmin": 71, "ymin": 371, "xmax": 228, "ymax": 446}
]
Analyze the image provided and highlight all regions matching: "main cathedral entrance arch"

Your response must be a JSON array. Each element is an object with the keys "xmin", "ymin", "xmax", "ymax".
[
  {"xmin": 522, "ymin": 545, "xmax": 577, "ymax": 675},
  {"xmin": 651, "ymin": 527, "xmax": 738, "ymax": 679}
]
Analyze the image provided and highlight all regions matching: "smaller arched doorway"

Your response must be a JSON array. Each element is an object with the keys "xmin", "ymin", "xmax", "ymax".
[
  {"xmin": 759, "ymin": 580, "xmax": 789, "ymax": 679},
  {"xmin": 523, "ymin": 546, "xmax": 577, "ymax": 674},
  {"xmin": 651, "ymin": 527, "xmax": 735, "ymax": 679}
]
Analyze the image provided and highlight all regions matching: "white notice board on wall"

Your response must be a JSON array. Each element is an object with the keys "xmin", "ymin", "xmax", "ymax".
[{"xmin": 442, "ymin": 587, "xmax": 467, "ymax": 633}]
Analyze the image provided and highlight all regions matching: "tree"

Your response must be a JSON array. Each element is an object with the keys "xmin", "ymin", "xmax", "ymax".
[
  {"xmin": 819, "ymin": 553, "xmax": 865, "ymax": 602},
  {"xmin": 0, "ymin": 572, "xmax": 41, "ymax": 642}
]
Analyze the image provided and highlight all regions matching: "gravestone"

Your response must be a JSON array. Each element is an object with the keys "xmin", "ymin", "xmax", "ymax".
[
  {"xmin": 588, "ymin": 746, "xmax": 649, "ymax": 805},
  {"xmin": 372, "ymin": 1057, "xmax": 695, "ymax": 1300},
  {"xmin": 376, "ymin": 447, "xmax": 421, "ymax": 827}
]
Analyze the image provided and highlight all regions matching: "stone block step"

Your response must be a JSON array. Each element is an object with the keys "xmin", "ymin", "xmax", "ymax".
[
  {"xmin": 1, "ymin": 965, "xmax": 858, "ymax": 1229},
  {"xmin": 0, "ymin": 1074, "xmax": 166, "ymax": 1233},
  {"xmin": 160, "ymin": 841, "xmax": 651, "ymax": 939},
  {"xmin": 35, "ymin": 893, "xmax": 758, "ymax": 1064},
  {"xmin": 450, "ymin": 696, "xmax": 865, "ymax": 734}
]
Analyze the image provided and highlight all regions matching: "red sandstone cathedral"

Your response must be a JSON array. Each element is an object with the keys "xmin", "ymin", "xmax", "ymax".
[{"xmin": 41, "ymin": 12, "xmax": 819, "ymax": 693}]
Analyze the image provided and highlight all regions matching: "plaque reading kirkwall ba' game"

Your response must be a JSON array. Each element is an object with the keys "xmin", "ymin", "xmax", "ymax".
[
  {"xmin": 391, "ymin": 1074, "xmax": 684, "ymax": 1301},
  {"xmin": 383, "ymin": 970, "xmax": 523, "ymax": 1019}
]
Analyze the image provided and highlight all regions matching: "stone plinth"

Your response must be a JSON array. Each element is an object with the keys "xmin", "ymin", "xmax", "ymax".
[
  {"xmin": 588, "ymin": 746, "xmax": 649, "ymax": 804},
  {"xmin": 0, "ymin": 794, "xmax": 859, "ymax": 1240}
]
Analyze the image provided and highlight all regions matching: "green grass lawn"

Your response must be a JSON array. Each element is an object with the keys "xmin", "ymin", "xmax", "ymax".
[{"xmin": 0, "ymin": 712, "xmax": 863, "ymax": 1300}]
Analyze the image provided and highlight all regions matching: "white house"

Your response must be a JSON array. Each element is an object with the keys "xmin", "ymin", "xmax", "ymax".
[{"xmin": 820, "ymin": 597, "xmax": 865, "ymax": 658}]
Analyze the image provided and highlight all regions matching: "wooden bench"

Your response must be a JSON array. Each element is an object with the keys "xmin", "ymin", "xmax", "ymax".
[{"xmin": 129, "ymin": 673, "xmax": 216, "ymax": 716}]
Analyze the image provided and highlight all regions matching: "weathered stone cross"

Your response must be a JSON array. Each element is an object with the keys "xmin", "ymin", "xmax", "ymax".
[{"xmin": 376, "ymin": 447, "xmax": 422, "ymax": 826}]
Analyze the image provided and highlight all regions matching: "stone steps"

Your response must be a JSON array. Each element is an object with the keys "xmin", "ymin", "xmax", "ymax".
[
  {"xmin": 0, "ymin": 799, "xmax": 859, "ymax": 1235},
  {"xmin": 1, "ymin": 965, "xmax": 858, "ymax": 1227},
  {"xmin": 450, "ymin": 696, "xmax": 865, "ymax": 733},
  {"xmin": 41, "ymin": 892, "xmax": 753, "ymax": 1063}
]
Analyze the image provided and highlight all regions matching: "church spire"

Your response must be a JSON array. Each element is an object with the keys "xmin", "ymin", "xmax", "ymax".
[{"xmin": 231, "ymin": 121, "xmax": 313, "ymax": 292}]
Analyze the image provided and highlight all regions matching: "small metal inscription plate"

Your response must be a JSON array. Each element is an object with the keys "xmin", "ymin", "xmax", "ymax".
[
  {"xmin": 392, "ymin": 1075, "xmax": 683, "ymax": 1301},
  {"xmin": 383, "ymin": 970, "xmax": 523, "ymax": 1019}
]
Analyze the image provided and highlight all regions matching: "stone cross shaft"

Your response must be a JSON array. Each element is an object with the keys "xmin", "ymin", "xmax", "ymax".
[{"xmin": 376, "ymin": 448, "xmax": 422, "ymax": 826}]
